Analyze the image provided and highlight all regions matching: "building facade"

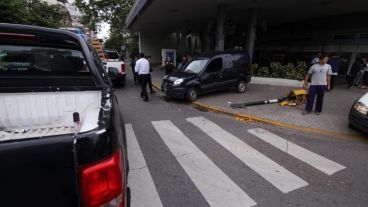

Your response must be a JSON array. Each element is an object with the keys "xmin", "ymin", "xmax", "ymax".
[{"xmin": 126, "ymin": 0, "xmax": 368, "ymax": 73}]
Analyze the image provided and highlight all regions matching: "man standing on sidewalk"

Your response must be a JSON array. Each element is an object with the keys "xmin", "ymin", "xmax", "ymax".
[
  {"xmin": 327, "ymin": 53, "xmax": 340, "ymax": 92},
  {"xmin": 135, "ymin": 53, "xmax": 150, "ymax": 102},
  {"xmin": 303, "ymin": 54, "xmax": 332, "ymax": 115}
]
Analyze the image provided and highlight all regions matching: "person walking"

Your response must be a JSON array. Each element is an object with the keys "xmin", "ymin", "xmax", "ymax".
[
  {"xmin": 135, "ymin": 53, "xmax": 150, "ymax": 102},
  {"xmin": 146, "ymin": 56, "xmax": 156, "ymax": 94},
  {"xmin": 327, "ymin": 53, "xmax": 341, "ymax": 92},
  {"xmin": 302, "ymin": 54, "xmax": 332, "ymax": 115}
]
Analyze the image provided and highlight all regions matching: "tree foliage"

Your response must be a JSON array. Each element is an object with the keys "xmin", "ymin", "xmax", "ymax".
[
  {"xmin": 75, "ymin": 0, "xmax": 135, "ymax": 53},
  {"xmin": 75, "ymin": 0, "xmax": 134, "ymax": 33},
  {"xmin": 0, "ymin": 0, "xmax": 69, "ymax": 28},
  {"xmin": 104, "ymin": 33, "xmax": 123, "ymax": 51}
]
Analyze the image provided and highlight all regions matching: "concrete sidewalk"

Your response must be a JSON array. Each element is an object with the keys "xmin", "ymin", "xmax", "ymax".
[{"xmin": 150, "ymin": 66, "xmax": 367, "ymax": 137}]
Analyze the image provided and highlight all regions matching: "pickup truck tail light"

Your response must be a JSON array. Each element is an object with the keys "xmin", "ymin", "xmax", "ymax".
[
  {"xmin": 81, "ymin": 149, "xmax": 125, "ymax": 207},
  {"xmin": 120, "ymin": 64, "xmax": 125, "ymax": 73}
]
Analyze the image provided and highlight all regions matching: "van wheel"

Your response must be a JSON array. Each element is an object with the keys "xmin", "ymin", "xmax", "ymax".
[
  {"xmin": 186, "ymin": 87, "xmax": 198, "ymax": 102},
  {"xmin": 236, "ymin": 81, "xmax": 246, "ymax": 93}
]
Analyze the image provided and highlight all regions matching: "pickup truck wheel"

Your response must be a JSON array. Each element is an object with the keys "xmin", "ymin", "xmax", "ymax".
[
  {"xmin": 185, "ymin": 87, "xmax": 198, "ymax": 102},
  {"xmin": 236, "ymin": 80, "xmax": 246, "ymax": 93}
]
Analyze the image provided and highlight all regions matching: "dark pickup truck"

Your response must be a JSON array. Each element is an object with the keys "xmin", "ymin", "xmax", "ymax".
[{"xmin": 0, "ymin": 23, "xmax": 129, "ymax": 207}]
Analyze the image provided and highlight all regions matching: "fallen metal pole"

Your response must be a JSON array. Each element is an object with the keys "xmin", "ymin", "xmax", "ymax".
[{"xmin": 230, "ymin": 97, "xmax": 288, "ymax": 109}]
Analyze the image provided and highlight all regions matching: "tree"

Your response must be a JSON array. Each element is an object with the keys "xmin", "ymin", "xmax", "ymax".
[
  {"xmin": 75, "ymin": 0, "xmax": 135, "ymax": 54},
  {"xmin": 104, "ymin": 33, "xmax": 123, "ymax": 51},
  {"xmin": 0, "ymin": 0, "xmax": 29, "ymax": 24},
  {"xmin": 75, "ymin": 0, "xmax": 134, "ymax": 33},
  {"xmin": 26, "ymin": 0, "xmax": 70, "ymax": 28},
  {"xmin": 0, "ymin": 0, "xmax": 69, "ymax": 28}
]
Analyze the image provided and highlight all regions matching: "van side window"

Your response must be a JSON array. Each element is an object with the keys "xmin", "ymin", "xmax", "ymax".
[
  {"xmin": 233, "ymin": 54, "xmax": 247, "ymax": 68},
  {"xmin": 222, "ymin": 54, "xmax": 234, "ymax": 69},
  {"xmin": 205, "ymin": 58, "xmax": 222, "ymax": 73}
]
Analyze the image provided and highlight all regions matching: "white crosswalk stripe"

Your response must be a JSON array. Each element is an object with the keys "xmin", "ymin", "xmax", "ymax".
[
  {"xmin": 125, "ymin": 124, "xmax": 163, "ymax": 207},
  {"xmin": 187, "ymin": 116, "xmax": 309, "ymax": 193},
  {"xmin": 248, "ymin": 128, "xmax": 346, "ymax": 175},
  {"xmin": 127, "ymin": 117, "xmax": 347, "ymax": 206},
  {"xmin": 152, "ymin": 120, "xmax": 257, "ymax": 207}
]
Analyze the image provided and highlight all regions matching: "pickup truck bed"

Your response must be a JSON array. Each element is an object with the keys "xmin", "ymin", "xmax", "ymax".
[
  {"xmin": 0, "ymin": 23, "xmax": 129, "ymax": 207},
  {"xmin": 0, "ymin": 91, "xmax": 101, "ymax": 140}
]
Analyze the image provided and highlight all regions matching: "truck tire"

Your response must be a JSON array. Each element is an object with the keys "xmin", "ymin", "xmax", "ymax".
[
  {"xmin": 236, "ymin": 80, "xmax": 246, "ymax": 93},
  {"xmin": 185, "ymin": 87, "xmax": 198, "ymax": 102}
]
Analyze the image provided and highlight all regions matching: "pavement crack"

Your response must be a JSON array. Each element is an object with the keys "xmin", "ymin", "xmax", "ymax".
[
  {"xmin": 131, "ymin": 165, "xmax": 148, "ymax": 171},
  {"xmin": 176, "ymin": 150, "xmax": 201, "ymax": 159}
]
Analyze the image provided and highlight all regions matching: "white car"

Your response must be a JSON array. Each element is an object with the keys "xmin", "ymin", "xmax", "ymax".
[
  {"xmin": 349, "ymin": 92, "xmax": 368, "ymax": 133},
  {"xmin": 103, "ymin": 49, "xmax": 126, "ymax": 86}
]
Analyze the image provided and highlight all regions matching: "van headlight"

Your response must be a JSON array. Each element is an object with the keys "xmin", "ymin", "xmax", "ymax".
[
  {"xmin": 173, "ymin": 78, "xmax": 184, "ymax": 86},
  {"xmin": 354, "ymin": 102, "xmax": 368, "ymax": 115}
]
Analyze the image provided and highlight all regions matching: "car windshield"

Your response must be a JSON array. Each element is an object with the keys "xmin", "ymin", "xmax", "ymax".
[
  {"xmin": 104, "ymin": 51, "xmax": 120, "ymax": 59},
  {"xmin": 183, "ymin": 59, "xmax": 209, "ymax": 74},
  {"xmin": 0, "ymin": 45, "xmax": 89, "ymax": 73}
]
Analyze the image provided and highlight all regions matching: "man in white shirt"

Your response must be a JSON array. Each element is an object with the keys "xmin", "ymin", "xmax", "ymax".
[
  {"xmin": 303, "ymin": 54, "xmax": 332, "ymax": 115},
  {"xmin": 135, "ymin": 53, "xmax": 150, "ymax": 101}
]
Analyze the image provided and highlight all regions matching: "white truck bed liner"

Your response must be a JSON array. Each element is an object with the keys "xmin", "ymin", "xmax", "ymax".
[{"xmin": 0, "ymin": 91, "xmax": 102, "ymax": 141}]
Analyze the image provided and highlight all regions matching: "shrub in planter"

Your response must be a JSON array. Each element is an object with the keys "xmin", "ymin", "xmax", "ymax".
[
  {"xmin": 294, "ymin": 61, "xmax": 307, "ymax": 80},
  {"xmin": 255, "ymin": 66, "xmax": 269, "ymax": 77},
  {"xmin": 253, "ymin": 61, "xmax": 307, "ymax": 80},
  {"xmin": 269, "ymin": 62, "xmax": 283, "ymax": 78},
  {"xmin": 283, "ymin": 63, "xmax": 298, "ymax": 79}
]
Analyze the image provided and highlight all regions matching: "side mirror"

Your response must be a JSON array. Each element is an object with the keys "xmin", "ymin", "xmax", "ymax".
[{"xmin": 108, "ymin": 67, "xmax": 119, "ymax": 77}]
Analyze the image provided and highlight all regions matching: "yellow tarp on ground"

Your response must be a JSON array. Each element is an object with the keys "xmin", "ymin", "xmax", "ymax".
[{"xmin": 280, "ymin": 89, "xmax": 308, "ymax": 107}]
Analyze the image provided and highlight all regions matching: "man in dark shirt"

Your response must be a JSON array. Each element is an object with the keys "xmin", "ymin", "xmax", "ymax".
[
  {"xmin": 327, "ymin": 54, "xmax": 340, "ymax": 92},
  {"xmin": 347, "ymin": 58, "xmax": 364, "ymax": 89}
]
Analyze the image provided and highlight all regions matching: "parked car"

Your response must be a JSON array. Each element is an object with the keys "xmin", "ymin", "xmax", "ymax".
[
  {"xmin": 103, "ymin": 49, "xmax": 126, "ymax": 86},
  {"xmin": 0, "ymin": 23, "xmax": 130, "ymax": 207},
  {"xmin": 161, "ymin": 51, "xmax": 251, "ymax": 101},
  {"xmin": 349, "ymin": 92, "xmax": 368, "ymax": 133}
]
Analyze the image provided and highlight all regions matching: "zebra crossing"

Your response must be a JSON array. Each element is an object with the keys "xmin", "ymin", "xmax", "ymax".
[{"xmin": 126, "ymin": 117, "xmax": 346, "ymax": 207}]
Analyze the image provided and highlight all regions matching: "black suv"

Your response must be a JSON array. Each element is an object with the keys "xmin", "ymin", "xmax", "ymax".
[{"xmin": 162, "ymin": 51, "xmax": 251, "ymax": 101}]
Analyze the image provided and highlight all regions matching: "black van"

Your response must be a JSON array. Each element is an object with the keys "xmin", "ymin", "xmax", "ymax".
[{"xmin": 161, "ymin": 50, "xmax": 251, "ymax": 101}]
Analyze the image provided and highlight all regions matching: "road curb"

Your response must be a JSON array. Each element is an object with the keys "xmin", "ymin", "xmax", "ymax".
[{"xmin": 152, "ymin": 82, "xmax": 365, "ymax": 141}]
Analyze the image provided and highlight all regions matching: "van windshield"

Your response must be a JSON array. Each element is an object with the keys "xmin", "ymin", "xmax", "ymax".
[{"xmin": 183, "ymin": 59, "xmax": 209, "ymax": 74}]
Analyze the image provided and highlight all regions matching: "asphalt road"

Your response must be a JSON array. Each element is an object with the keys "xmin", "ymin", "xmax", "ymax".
[{"xmin": 116, "ymin": 75, "xmax": 368, "ymax": 207}]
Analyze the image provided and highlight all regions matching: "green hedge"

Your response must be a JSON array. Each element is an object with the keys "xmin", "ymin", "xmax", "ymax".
[{"xmin": 252, "ymin": 61, "xmax": 307, "ymax": 80}]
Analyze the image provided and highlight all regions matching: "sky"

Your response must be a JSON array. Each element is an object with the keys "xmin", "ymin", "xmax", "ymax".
[{"xmin": 97, "ymin": 22, "xmax": 110, "ymax": 40}]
